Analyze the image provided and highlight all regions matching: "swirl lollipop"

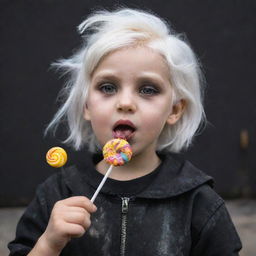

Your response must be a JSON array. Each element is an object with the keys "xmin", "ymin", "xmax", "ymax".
[
  {"xmin": 91, "ymin": 138, "xmax": 132, "ymax": 203},
  {"xmin": 46, "ymin": 147, "xmax": 67, "ymax": 168}
]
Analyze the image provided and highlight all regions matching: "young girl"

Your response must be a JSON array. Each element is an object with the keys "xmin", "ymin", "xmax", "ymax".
[{"xmin": 9, "ymin": 8, "xmax": 242, "ymax": 256}]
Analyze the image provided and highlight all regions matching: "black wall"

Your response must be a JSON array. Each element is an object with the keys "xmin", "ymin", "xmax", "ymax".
[{"xmin": 1, "ymin": 0, "xmax": 256, "ymax": 206}]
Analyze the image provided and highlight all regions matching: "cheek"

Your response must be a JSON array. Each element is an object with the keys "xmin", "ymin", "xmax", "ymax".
[
  {"xmin": 90, "ymin": 110, "xmax": 109, "ymax": 127},
  {"xmin": 141, "ymin": 103, "xmax": 172, "ymax": 133},
  {"xmin": 86, "ymin": 93, "xmax": 110, "ymax": 120},
  {"xmin": 147, "ymin": 115, "xmax": 166, "ymax": 131},
  {"xmin": 86, "ymin": 101, "xmax": 113, "ymax": 131}
]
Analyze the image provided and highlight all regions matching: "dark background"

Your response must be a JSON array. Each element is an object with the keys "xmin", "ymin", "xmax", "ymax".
[{"xmin": 1, "ymin": 0, "xmax": 255, "ymax": 206}]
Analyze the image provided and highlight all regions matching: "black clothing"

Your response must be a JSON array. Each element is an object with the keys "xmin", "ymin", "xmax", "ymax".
[{"xmin": 8, "ymin": 153, "xmax": 242, "ymax": 255}]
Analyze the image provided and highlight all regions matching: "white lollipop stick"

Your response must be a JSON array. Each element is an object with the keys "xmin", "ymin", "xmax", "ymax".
[{"xmin": 90, "ymin": 165, "xmax": 114, "ymax": 203}]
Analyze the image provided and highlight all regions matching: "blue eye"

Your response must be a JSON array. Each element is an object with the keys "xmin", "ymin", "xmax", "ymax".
[
  {"xmin": 99, "ymin": 83, "xmax": 117, "ymax": 94},
  {"xmin": 139, "ymin": 86, "xmax": 159, "ymax": 95}
]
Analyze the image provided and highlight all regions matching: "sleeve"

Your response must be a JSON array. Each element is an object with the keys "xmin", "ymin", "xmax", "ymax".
[
  {"xmin": 191, "ymin": 200, "xmax": 242, "ymax": 256},
  {"xmin": 7, "ymin": 171, "xmax": 68, "ymax": 256},
  {"xmin": 7, "ymin": 184, "xmax": 50, "ymax": 255}
]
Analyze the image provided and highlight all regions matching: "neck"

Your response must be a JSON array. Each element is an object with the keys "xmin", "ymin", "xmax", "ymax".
[{"xmin": 96, "ymin": 149, "xmax": 161, "ymax": 181}]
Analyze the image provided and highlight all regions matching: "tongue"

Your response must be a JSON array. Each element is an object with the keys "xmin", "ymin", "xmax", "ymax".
[{"xmin": 113, "ymin": 129, "xmax": 133, "ymax": 140}]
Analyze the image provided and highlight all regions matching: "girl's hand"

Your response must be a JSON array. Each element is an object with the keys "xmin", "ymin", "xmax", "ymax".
[{"xmin": 32, "ymin": 196, "xmax": 97, "ymax": 255}]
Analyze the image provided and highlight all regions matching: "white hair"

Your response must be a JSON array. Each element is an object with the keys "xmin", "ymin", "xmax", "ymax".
[{"xmin": 45, "ymin": 8, "xmax": 206, "ymax": 153}]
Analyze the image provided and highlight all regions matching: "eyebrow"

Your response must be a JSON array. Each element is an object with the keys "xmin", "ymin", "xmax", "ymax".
[
  {"xmin": 91, "ymin": 70, "xmax": 120, "ymax": 82},
  {"xmin": 92, "ymin": 70, "xmax": 169, "ymax": 86},
  {"xmin": 139, "ymin": 71, "xmax": 167, "ymax": 85}
]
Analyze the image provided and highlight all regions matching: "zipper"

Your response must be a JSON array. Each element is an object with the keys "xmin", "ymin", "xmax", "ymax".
[{"xmin": 120, "ymin": 197, "xmax": 130, "ymax": 256}]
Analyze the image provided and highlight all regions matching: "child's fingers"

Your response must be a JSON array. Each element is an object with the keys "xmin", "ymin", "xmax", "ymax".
[
  {"xmin": 61, "ymin": 196, "xmax": 97, "ymax": 213},
  {"xmin": 67, "ymin": 206, "xmax": 89, "ymax": 215},
  {"xmin": 63, "ymin": 223, "xmax": 86, "ymax": 238},
  {"xmin": 63, "ymin": 210, "xmax": 91, "ymax": 229}
]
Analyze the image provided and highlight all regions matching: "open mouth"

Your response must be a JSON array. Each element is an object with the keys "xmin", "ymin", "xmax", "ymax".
[{"xmin": 112, "ymin": 120, "xmax": 136, "ymax": 140}]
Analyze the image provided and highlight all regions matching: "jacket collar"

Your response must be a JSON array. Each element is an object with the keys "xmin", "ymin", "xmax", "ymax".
[
  {"xmin": 64, "ymin": 152, "xmax": 214, "ymax": 199},
  {"xmin": 136, "ymin": 153, "xmax": 214, "ymax": 198}
]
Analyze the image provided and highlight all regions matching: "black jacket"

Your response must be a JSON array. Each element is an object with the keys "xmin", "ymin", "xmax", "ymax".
[{"xmin": 9, "ymin": 153, "xmax": 242, "ymax": 255}]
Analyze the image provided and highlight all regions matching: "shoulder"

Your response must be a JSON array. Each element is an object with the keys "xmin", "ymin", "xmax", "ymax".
[
  {"xmin": 192, "ymin": 183, "xmax": 224, "ymax": 211},
  {"xmin": 164, "ymin": 155, "xmax": 226, "ymax": 238},
  {"xmin": 36, "ymin": 165, "xmax": 83, "ymax": 207},
  {"xmin": 39, "ymin": 165, "xmax": 79, "ymax": 190},
  {"xmin": 190, "ymin": 185, "xmax": 242, "ymax": 253},
  {"xmin": 190, "ymin": 184, "xmax": 233, "ymax": 243}
]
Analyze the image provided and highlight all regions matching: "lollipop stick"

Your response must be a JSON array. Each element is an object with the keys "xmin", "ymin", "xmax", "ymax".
[{"xmin": 90, "ymin": 165, "xmax": 114, "ymax": 203}]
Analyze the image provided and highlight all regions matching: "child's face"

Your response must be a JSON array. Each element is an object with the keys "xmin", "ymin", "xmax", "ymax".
[{"xmin": 84, "ymin": 46, "xmax": 183, "ymax": 156}]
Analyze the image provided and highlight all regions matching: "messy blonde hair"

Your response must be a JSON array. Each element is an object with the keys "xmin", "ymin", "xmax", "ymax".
[{"xmin": 45, "ymin": 8, "xmax": 206, "ymax": 152}]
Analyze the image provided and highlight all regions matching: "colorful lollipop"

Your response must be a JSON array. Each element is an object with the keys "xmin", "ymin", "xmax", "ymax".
[
  {"xmin": 46, "ymin": 147, "xmax": 67, "ymax": 168},
  {"xmin": 91, "ymin": 138, "xmax": 132, "ymax": 202},
  {"xmin": 103, "ymin": 138, "xmax": 132, "ymax": 166}
]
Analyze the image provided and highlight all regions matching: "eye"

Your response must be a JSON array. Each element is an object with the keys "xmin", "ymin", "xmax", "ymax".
[
  {"xmin": 98, "ymin": 83, "xmax": 117, "ymax": 95},
  {"xmin": 139, "ymin": 85, "xmax": 159, "ymax": 96}
]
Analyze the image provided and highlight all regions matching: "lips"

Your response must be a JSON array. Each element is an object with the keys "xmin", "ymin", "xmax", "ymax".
[{"xmin": 112, "ymin": 120, "xmax": 136, "ymax": 140}]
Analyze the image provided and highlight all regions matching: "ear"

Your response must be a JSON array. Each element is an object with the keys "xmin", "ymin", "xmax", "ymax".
[
  {"xmin": 166, "ymin": 99, "xmax": 186, "ymax": 125},
  {"xmin": 83, "ymin": 103, "xmax": 91, "ymax": 121}
]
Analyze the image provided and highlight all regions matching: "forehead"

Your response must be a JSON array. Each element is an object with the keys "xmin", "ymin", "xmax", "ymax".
[{"xmin": 91, "ymin": 46, "xmax": 171, "ymax": 80}]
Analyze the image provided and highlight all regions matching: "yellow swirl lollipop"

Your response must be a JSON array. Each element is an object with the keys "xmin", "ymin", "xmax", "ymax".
[{"xmin": 46, "ymin": 147, "xmax": 67, "ymax": 168}]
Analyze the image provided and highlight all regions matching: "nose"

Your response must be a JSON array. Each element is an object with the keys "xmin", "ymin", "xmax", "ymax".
[{"xmin": 116, "ymin": 91, "xmax": 136, "ymax": 113}]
